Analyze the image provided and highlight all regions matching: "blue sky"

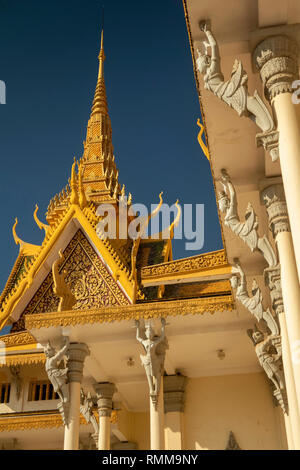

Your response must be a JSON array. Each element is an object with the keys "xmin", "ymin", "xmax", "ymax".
[{"xmin": 0, "ymin": 0, "xmax": 222, "ymax": 295}]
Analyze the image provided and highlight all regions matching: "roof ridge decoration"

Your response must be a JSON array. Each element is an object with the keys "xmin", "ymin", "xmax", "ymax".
[
  {"xmin": 12, "ymin": 219, "xmax": 40, "ymax": 256},
  {"xmin": 0, "ymin": 200, "xmax": 136, "ymax": 328},
  {"xmin": 131, "ymin": 192, "xmax": 164, "ymax": 303},
  {"xmin": 33, "ymin": 205, "xmax": 49, "ymax": 234}
]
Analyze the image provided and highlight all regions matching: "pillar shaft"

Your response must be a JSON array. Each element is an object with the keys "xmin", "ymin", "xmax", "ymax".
[
  {"xmin": 283, "ymin": 410, "xmax": 295, "ymax": 450},
  {"xmin": 277, "ymin": 230, "xmax": 300, "ymax": 422},
  {"xmin": 150, "ymin": 377, "xmax": 165, "ymax": 450},
  {"xmin": 64, "ymin": 343, "xmax": 90, "ymax": 450},
  {"xmin": 277, "ymin": 310, "xmax": 300, "ymax": 448},
  {"xmin": 93, "ymin": 382, "xmax": 116, "ymax": 451},
  {"xmin": 98, "ymin": 416, "xmax": 111, "ymax": 450},
  {"xmin": 64, "ymin": 382, "xmax": 81, "ymax": 450},
  {"xmin": 262, "ymin": 184, "xmax": 300, "ymax": 448},
  {"xmin": 254, "ymin": 35, "xmax": 300, "ymax": 281},
  {"xmin": 274, "ymin": 95, "xmax": 300, "ymax": 282}
]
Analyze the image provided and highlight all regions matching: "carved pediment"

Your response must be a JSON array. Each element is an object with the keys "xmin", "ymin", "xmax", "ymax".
[{"xmin": 12, "ymin": 230, "xmax": 130, "ymax": 331}]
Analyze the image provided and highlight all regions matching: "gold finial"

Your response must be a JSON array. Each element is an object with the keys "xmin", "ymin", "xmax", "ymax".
[
  {"xmin": 130, "ymin": 192, "xmax": 164, "ymax": 303},
  {"xmin": 98, "ymin": 29, "xmax": 105, "ymax": 75},
  {"xmin": 91, "ymin": 28, "xmax": 108, "ymax": 116}
]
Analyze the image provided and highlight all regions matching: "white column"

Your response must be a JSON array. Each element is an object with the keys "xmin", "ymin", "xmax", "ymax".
[
  {"xmin": 64, "ymin": 343, "xmax": 90, "ymax": 450},
  {"xmin": 278, "ymin": 313, "xmax": 298, "ymax": 449},
  {"xmin": 94, "ymin": 382, "xmax": 116, "ymax": 450},
  {"xmin": 254, "ymin": 35, "xmax": 300, "ymax": 281},
  {"xmin": 150, "ymin": 376, "xmax": 165, "ymax": 450},
  {"xmin": 283, "ymin": 411, "xmax": 295, "ymax": 450},
  {"xmin": 164, "ymin": 374, "xmax": 187, "ymax": 450},
  {"xmin": 262, "ymin": 184, "xmax": 300, "ymax": 449}
]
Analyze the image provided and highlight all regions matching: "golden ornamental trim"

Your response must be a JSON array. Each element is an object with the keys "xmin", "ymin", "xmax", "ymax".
[
  {"xmin": 25, "ymin": 295, "xmax": 234, "ymax": 330},
  {"xmin": 0, "ymin": 409, "xmax": 117, "ymax": 432},
  {"xmin": 0, "ymin": 411, "xmax": 92, "ymax": 432},
  {"xmin": 141, "ymin": 249, "xmax": 228, "ymax": 279},
  {"xmin": 0, "ymin": 331, "xmax": 36, "ymax": 348},
  {"xmin": 0, "ymin": 353, "xmax": 45, "ymax": 368}
]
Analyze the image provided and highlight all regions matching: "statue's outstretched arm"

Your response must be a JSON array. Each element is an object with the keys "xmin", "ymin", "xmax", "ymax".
[
  {"xmin": 135, "ymin": 320, "xmax": 143, "ymax": 343},
  {"xmin": 200, "ymin": 21, "xmax": 220, "ymax": 62}
]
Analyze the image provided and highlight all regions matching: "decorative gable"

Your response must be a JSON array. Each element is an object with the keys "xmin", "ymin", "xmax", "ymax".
[{"xmin": 12, "ymin": 229, "xmax": 130, "ymax": 332}]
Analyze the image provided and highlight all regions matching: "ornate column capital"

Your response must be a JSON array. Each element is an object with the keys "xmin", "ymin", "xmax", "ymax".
[
  {"xmin": 67, "ymin": 343, "xmax": 90, "ymax": 383},
  {"xmin": 253, "ymin": 35, "xmax": 299, "ymax": 101},
  {"xmin": 261, "ymin": 184, "xmax": 290, "ymax": 238},
  {"xmin": 163, "ymin": 374, "xmax": 187, "ymax": 413},
  {"xmin": 93, "ymin": 382, "xmax": 116, "ymax": 418}
]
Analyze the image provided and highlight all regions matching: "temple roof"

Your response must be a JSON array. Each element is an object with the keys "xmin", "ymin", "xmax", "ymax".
[{"xmin": 0, "ymin": 24, "xmax": 232, "ymax": 334}]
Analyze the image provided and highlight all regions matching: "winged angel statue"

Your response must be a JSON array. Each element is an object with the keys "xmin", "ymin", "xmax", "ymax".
[{"xmin": 196, "ymin": 21, "xmax": 275, "ymax": 134}]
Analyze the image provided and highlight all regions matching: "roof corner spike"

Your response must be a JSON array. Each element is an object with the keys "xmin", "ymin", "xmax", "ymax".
[
  {"xmin": 70, "ymin": 157, "xmax": 79, "ymax": 205},
  {"xmin": 169, "ymin": 200, "xmax": 181, "ymax": 239},
  {"xmin": 33, "ymin": 204, "xmax": 49, "ymax": 234},
  {"xmin": 12, "ymin": 218, "xmax": 21, "ymax": 249},
  {"xmin": 12, "ymin": 218, "xmax": 40, "ymax": 256}
]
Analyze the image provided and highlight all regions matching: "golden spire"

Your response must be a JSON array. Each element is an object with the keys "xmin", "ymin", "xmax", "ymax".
[
  {"xmin": 91, "ymin": 30, "xmax": 108, "ymax": 117},
  {"xmin": 80, "ymin": 26, "xmax": 121, "ymax": 205}
]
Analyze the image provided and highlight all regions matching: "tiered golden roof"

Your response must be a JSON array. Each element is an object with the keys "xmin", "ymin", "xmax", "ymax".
[{"xmin": 0, "ymin": 26, "xmax": 232, "ymax": 333}]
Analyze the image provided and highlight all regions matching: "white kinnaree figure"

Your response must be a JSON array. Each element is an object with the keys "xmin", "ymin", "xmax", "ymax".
[
  {"xmin": 135, "ymin": 318, "xmax": 168, "ymax": 404},
  {"xmin": 80, "ymin": 390, "xmax": 98, "ymax": 434},
  {"xmin": 44, "ymin": 337, "xmax": 70, "ymax": 404},
  {"xmin": 218, "ymin": 169, "xmax": 277, "ymax": 267},
  {"xmin": 230, "ymin": 261, "xmax": 279, "ymax": 336},
  {"xmin": 246, "ymin": 325, "xmax": 286, "ymax": 413},
  {"xmin": 251, "ymin": 329, "xmax": 285, "ymax": 394},
  {"xmin": 196, "ymin": 21, "xmax": 274, "ymax": 134}
]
